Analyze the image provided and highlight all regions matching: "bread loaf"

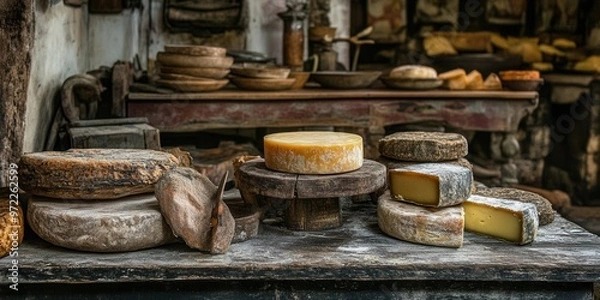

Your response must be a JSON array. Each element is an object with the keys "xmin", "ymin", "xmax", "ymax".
[{"xmin": 389, "ymin": 65, "xmax": 438, "ymax": 80}]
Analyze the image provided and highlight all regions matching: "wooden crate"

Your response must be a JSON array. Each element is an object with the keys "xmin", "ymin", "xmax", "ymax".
[{"xmin": 68, "ymin": 117, "xmax": 160, "ymax": 150}]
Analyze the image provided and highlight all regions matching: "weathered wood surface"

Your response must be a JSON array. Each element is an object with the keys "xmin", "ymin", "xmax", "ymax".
[
  {"xmin": 127, "ymin": 89, "xmax": 539, "ymax": 133},
  {"xmin": 237, "ymin": 159, "xmax": 386, "ymax": 199},
  {"xmin": 128, "ymin": 89, "xmax": 538, "ymax": 101},
  {"xmin": 2, "ymin": 194, "xmax": 600, "ymax": 284}
]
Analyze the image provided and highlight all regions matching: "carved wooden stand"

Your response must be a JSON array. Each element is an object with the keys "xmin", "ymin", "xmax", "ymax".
[{"xmin": 237, "ymin": 159, "xmax": 386, "ymax": 230}]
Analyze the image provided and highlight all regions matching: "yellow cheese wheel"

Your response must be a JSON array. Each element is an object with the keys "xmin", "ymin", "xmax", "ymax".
[{"xmin": 264, "ymin": 131, "xmax": 363, "ymax": 174}]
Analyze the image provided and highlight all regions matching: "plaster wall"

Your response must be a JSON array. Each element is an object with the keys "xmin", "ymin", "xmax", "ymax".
[{"xmin": 23, "ymin": 1, "xmax": 88, "ymax": 152}]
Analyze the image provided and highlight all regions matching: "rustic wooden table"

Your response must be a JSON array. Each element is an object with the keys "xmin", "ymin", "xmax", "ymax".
[
  {"xmin": 1, "ymin": 193, "xmax": 599, "ymax": 299},
  {"xmin": 127, "ymin": 88, "xmax": 539, "ymax": 185}
]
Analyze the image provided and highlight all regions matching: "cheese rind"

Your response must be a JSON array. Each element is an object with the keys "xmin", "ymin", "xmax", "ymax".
[
  {"xmin": 389, "ymin": 163, "xmax": 472, "ymax": 207},
  {"xmin": 378, "ymin": 156, "xmax": 476, "ymax": 193},
  {"xmin": 464, "ymin": 195, "xmax": 538, "ymax": 245},
  {"xmin": 27, "ymin": 194, "xmax": 178, "ymax": 252},
  {"xmin": 264, "ymin": 131, "xmax": 363, "ymax": 174},
  {"xmin": 378, "ymin": 131, "xmax": 468, "ymax": 162},
  {"xmin": 155, "ymin": 167, "xmax": 235, "ymax": 254},
  {"xmin": 378, "ymin": 191, "xmax": 464, "ymax": 248},
  {"xmin": 19, "ymin": 149, "xmax": 180, "ymax": 199},
  {"xmin": 475, "ymin": 187, "xmax": 554, "ymax": 225}
]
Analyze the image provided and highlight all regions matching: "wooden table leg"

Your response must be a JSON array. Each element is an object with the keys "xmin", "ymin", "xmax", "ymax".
[{"xmin": 285, "ymin": 198, "xmax": 342, "ymax": 231}]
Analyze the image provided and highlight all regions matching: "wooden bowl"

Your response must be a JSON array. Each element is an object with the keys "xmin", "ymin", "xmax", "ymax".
[
  {"xmin": 164, "ymin": 45, "xmax": 227, "ymax": 57},
  {"xmin": 311, "ymin": 71, "xmax": 381, "ymax": 89},
  {"xmin": 156, "ymin": 79, "xmax": 229, "ymax": 92},
  {"xmin": 227, "ymin": 202, "xmax": 261, "ymax": 243},
  {"xmin": 230, "ymin": 77, "xmax": 296, "ymax": 91},
  {"xmin": 160, "ymin": 67, "xmax": 230, "ymax": 79},
  {"xmin": 501, "ymin": 79, "xmax": 544, "ymax": 91},
  {"xmin": 380, "ymin": 77, "xmax": 443, "ymax": 90},
  {"xmin": 159, "ymin": 73, "xmax": 214, "ymax": 81},
  {"xmin": 157, "ymin": 52, "xmax": 234, "ymax": 68},
  {"xmin": 230, "ymin": 65, "xmax": 291, "ymax": 79},
  {"xmin": 288, "ymin": 72, "xmax": 311, "ymax": 90}
]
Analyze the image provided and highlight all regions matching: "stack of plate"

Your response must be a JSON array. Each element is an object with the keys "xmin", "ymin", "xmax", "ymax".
[
  {"xmin": 229, "ymin": 63, "xmax": 298, "ymax": 91},
  {"xmin": 156, "ymin": 45, "xmax": 233, "ymax": 92}
]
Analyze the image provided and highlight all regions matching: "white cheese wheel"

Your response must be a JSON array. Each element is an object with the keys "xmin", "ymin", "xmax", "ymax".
[
  {"xmin": 378, "ymin": 191, "xmax": 464, "ymax": 248},
  {"xmin": 378, "ymin": 131, "xmax": 468, "ymax": 162},
  {"xmin": 389, "ymin": 65, "xmax": 438, "ymax": 79},
  {"xmin": 263, "ymin": 131, "xmax": 363, "ymax": 174},
  {"xmin": 389, "ymin": 163, "xmax": 472, "ymax": 208},
  {"xmin": 20, "ymin": 149, "xmax": 180, "ymax": 200},
  {"xmin": 464, "ymin": 195, "xmax": 539, "ymax": 245},
  {"xmin": 27, "ymin": 194, "xmax": 178, "ymax": 252}
]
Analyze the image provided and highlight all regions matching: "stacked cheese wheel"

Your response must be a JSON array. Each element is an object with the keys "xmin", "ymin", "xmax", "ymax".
[
  {"xmin": 19, "ymin": 149, "xmax": 182, "ymax": 252},
  {"xmin": 377, "ymin": 131, "xmax": 544, "ymax": 248}
]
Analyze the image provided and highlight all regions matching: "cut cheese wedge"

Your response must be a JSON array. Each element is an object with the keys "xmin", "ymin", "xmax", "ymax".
[
  {"xmin": 389, "ymin": 163, "xmax": 472, "ymax": 207},
  {"xmin": 263, "ymin": 131, "xmax": 363, "ymax": 174},
  {"xmin": 464, "ymin": 195, "xmax": 538, "ymax": 245},
  {"xmin": 378, "ymin": 191, "xmax": 464, "ymax": 248}
]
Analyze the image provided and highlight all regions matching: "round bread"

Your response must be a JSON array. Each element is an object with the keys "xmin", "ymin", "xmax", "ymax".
[
  {"xmin": 378, "ymin": 131, "xmax": 468, "ymax": 162},
  {"xmin": 475, "ymin": 187, "xmax": 554, "ymax": 226},
  {"xmin": 499, "ymin": 70, "xmax": 540, "ymax": 81},
  {"xmin": 389, "ymin": 65, "xmax": 438, "ymax": 80}
]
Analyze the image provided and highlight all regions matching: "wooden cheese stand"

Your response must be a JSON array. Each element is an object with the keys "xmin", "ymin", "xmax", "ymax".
[{"xmin": 3, "ymin": 89, "xmax": 600, "ymax": 298}]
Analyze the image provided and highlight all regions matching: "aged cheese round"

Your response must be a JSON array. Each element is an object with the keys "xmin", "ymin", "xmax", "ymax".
[
  {"xmin": 475, "ymin": 187, "xmax": 554, "ymax": 226},
  {"xmin": 20, "ymin": 149, "xmax": 180, "ymax": 200},
  {"xmin": 389, "ymin": 65, "xmax": 438, "ymax": 79},
  {"xmin": 378, "ymin": 192, "xmax": 464, "ymax": 248},
  {"xmin": 389, "ymin": 163, "xmax": 472, "ymax": 208},
  {"xmin": 155, "ymin": 167, "xmax": 235, "ymax": 254},
  {"xmin": 264, "ymin": 131, "xmax": 363, "ymax": 174},
  {"xmin": 27, "ymin": 194, "xmax": 177, "ymax": 252},
  {"xmin": 0, "ymin": 196, "xmax": 24, "ymax": 258},
  {"xmin": 378, "ymin": 131, "xmax": 468, "ymax": 162},
  {"xmin": 464, "ymin": 195, "xmax": 538, "ymax": 245}
]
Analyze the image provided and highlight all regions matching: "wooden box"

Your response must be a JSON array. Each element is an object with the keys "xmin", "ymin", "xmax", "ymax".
[{"xmin": 68, "ymin": 117, "xmax": 160, "ymax": 150}]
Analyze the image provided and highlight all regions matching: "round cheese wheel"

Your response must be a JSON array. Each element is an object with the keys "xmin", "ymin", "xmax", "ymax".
[
  {"xmin": 377, "ymin": 192, "xmax": 464, "ymax": 248},
  {"xmin": 20, "ymin": 149, "xmax": 180, "ymax": 200},
  {"xmin": 0, "ymin": 196, "xmax": 24, "ymax": 258},
  {"xmin": 263, "ymin": 131, "xmax": 363, "ymax": 174},
  {"xmin": 378, "ymin": 131, "xmax": 468, "ymax": 162},
  {"xmin": 27, "ymin": 194, "xmax": 177, "ymax": 252},
  {"xmin": 389, "ymin": 65, "xmax": 438, "ymax": 79}
]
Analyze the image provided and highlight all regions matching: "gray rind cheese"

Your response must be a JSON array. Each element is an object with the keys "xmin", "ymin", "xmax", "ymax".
[
  {"xmin": 464, "ymin": 195, "xmax": 539, "ymax": 245},
  {"xmin": 378, "ymin": 131, "xmax": 468, "ymax": 162},
  {"xmin": 27, "ymin": 194, "xmax": 178, "ymax": 252},
  {"xmin": 378, "ymin": 192, "xmax": 464, "ymax": 248},
  {"xmin": 389, "ymin": 163, "xmax": 472, "ymax": 207},
  {"xmin": 378, "ymin": 156, "xmax": 476, "ymax": 193},
  {"xmin": 475, "ymin": 187, "xmax": 554, "ymax": 226},
  {"xmin": 20, "ymin": 149, "xmax": 180, "ymax": 200},
  {"xmin": 155, "ymin": 167, "xmax": 235, "ymax": 254}
]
